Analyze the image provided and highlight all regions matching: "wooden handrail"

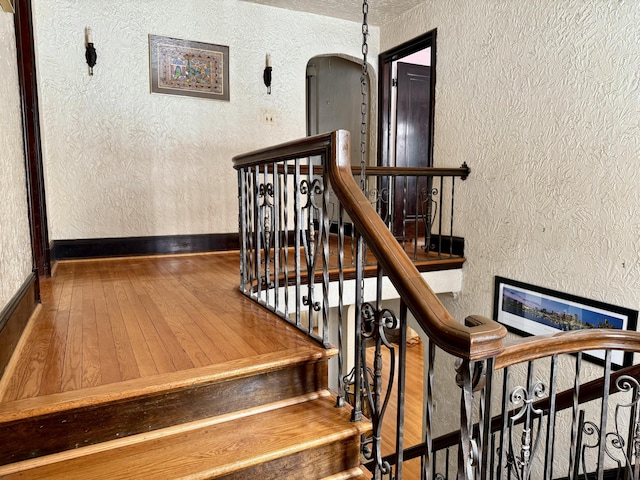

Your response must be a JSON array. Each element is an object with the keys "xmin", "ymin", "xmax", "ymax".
[
  {"xmin": 495, "ymin": 328, "xmax": 640, "ymax": 369},
  {"xmin": 234, "ymin": 130, "xmax": 507, "ymax": 360},
  {"xmin": 324, "ymin": 131, "xmax": 506, "ymax": 360}
]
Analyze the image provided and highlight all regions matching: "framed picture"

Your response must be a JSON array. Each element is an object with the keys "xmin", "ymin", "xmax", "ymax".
[
  {"xmin": 493, "ymin": 276, "xmax": 638, "ymax": 368},
  {"xmin": 0, "ymin": 0, "xmax": 15, "ymax": 13},
  {"xmin": 149, "ymin": 34, "xmax": 229, "ymax": 101}
]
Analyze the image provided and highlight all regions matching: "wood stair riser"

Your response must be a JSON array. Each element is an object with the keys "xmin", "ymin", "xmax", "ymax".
[
  {"xmin": 220, "ymin": 435, "xmax": 361, "ymax": 480},
  {"xmin": 0, "ymin": 358, "xmax": 328, "ymax": 465}
]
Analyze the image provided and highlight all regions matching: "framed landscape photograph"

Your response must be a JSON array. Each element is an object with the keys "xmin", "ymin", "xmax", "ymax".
[
  {"xmin": 493, "ymin": 276, "xmax": 638, "ymax": 368},
  {"xmin": 149, "ymin": 34, "xmax": 229, "ymax": 101}
]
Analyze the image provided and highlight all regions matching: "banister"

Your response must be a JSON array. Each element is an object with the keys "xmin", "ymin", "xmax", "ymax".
[
  {"xmin": 495, "ymin": 328, "xmax": 640, "ymax": 369},
  {"xmin": 321, "ymin": 130, "xmax": 506, "ymax": 361},
  {"xmin": 233, "ymin": 130, "xmax": 507, "ymax": 360},
  {"xmin": 370, "ymin": 360, "xmax": 640, "ymax": 470}
]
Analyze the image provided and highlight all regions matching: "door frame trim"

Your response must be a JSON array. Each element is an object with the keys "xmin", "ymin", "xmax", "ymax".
[
  {"xmin": 377, "ymin": 29, "xmax": 437, "ymax": 168},
  {"xmin": 14, "ymin": 0, "xmax": 50, "ymax": 279}
]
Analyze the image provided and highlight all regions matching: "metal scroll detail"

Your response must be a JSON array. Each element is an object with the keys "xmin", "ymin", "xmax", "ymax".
[
  {"xmin": 361, "ymin": 302, "xmax": 398, "ymax": 480},
  {"xmin": 579, "ymin": 375, "xmax": 640, "ymax": 478},
  {"xmin": 300, "ymin": 178, "xmax": 323, "ymax": 313},
  {"xmin": 258, "ymin": 182, "xmax": 274, "ymax": 288},
  {"xmin": 506, "ymin": 381, "xmax": 547, "ymax": 480},
  {"xmin": 420, "ymin": 186, "xmax": 438, "ymax": 252}
]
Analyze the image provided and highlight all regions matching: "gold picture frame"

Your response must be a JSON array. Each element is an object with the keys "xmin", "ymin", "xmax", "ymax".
[
  {"xmin": 0, "ymin": 0, "xmax": 15, "ymax": 14},
  {"xmin": 149, "ymin": 34, "xmax": 229, "ymax": 101}
]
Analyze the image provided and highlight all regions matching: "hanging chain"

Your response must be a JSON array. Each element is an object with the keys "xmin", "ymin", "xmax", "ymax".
[{"xmin": 359, "ymin": 0, "xmax": 369, "ymax": 192}]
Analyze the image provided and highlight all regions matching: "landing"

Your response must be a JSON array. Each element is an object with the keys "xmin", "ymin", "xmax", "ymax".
[{"xmin": 0, "ymin": 252, "xmax": 320, "ymax": 403}]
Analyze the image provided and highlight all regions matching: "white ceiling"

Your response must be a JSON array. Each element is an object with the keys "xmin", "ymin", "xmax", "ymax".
[{"xmin": 240, "ymin": 0, "xmax": 424, "ymax": 26}]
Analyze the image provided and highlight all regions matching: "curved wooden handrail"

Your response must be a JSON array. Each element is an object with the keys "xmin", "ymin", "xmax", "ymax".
[
  {"xmin": 321, "ymin": 130, "xmax": 507, "ymax": 361},
  {"xmin": 495, "ymin": 328, "xmax": 640, "ymax": 369}
]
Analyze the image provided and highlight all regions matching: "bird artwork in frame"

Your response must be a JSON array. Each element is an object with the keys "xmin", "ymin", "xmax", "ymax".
[{"xmin": 149, "ymin": 34, "xmax": 229, "ymax": 101}]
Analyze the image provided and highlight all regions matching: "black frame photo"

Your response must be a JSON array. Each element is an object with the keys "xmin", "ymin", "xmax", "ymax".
[{"xmin": 493, "ymin": 276, "xmax": 638, "ymax": 368}]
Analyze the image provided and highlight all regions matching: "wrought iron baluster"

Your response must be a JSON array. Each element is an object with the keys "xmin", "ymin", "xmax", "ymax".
[
  {"xmin": 450, "ymin": 176, "xmax": 455, "ymax": 257},
  {"xmin": 273, "ymin": 162, "xmax": 281, "ymax": 313},
  {"xmin": 253, "ymin": 167, "xmax": 262, "ymax": 302},
  {"xmin": 437, "ymin": 176, "xmax": 444, "ymax": 258},
  {"xmin": 424, "ymin": 339, "xmax": 436, "ymax": 480},
  {"xmin": 283, "ymin": 159, "xmax": 289, "ymax": 318},
  {"xmin": 238, "ymin": 168, "xmax": 248, "ymax": 293},
  {"xmin": 569, "ymin": 352, "xmax": 583, "ymax": 480},
  {"xmin": 320, "ymin": 154, "xmax": 330, "ymax": 347},
  {"xmin": 395, "ymin": 300, "xmax": 408, "ymax": 479},
  {"xmin": 335, "ymin": 202, "xmax": 345, "ymax": 407},
  {"xmin": 294, "ymin": 158, "xmax": 302, "ymax": 327},
  {"xmin": 413, "ymin": 176, "xmax": 420, "ymax": 260},
  {"xmin": 351, "ymin": 232, "xmax": 365, "ymax": 422},
  {"xmin": 544, "ymin": 355, "xmax": 559, "ymax": 479},
  {"xmin": 458, "ymin": 359, "xmax": 475, "ymax": 480},
  {"xmin": 479, "ymin": 358, "xmax": 495, "ymax": 479},
  {"xmin": 361, "ymin": 299, "xmax": 396, "ymax": 480},
  {"xmin": 498, "ymin": 367, "xmax": 511, "ymax": 480},
  {"xmin": 597, "ymin": 350, "xmax": 613, "ymax": 480}
]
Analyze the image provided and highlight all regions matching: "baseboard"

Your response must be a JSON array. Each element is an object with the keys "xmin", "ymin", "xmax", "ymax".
[
  {"xmin": 0, "ymin": 273, "xmax": 38, "ymax": 378},
  {"xmin": 426, "ymin": 234, "xmax": 465, "ymax": 257},
  {"xmin": 51, "ymin": 233, "xmax": 240, "ymax": 261}
]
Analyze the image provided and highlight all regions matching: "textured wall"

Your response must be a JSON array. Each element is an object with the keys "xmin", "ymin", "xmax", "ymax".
[
  {"xmin": 32, "ymin": 0, "xmax": 379, "ymax": 240},
  {"xmin": 382, "ymin": 0, "xmax": 640, "ymax": 326},
  {"xmin": 0, "ymin": 13, "xmax": 33, "ymax": 309},
  {"xmin": 382, "ymin": 1, "xmax": 640, "ymax": 470}
]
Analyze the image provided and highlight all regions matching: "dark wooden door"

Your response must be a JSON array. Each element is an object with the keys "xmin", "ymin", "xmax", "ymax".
[{"xmin": 393, "ymin": 62, "xmax": 431, "ymax": 237}]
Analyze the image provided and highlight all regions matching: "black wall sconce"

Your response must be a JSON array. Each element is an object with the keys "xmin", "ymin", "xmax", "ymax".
[
  {"xmin": 85, "ymin": 27, "xmax": 97, "ymax": 76},
  {"xmin": 263, "ymin": 53, "xmax": 272, "ymax": 94}
]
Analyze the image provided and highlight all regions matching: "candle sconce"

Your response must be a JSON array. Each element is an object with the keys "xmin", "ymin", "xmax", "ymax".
[
  {"xmin": 263, "ymin": 53, "xmax": 272, "ymax": 94},
  {"xmin": 85, "ymin": 27, "xmax": 97, "ymax": 76}
]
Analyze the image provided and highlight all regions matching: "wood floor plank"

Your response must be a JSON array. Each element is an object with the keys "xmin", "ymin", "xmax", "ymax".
[
  {"xmin": 81, "ymin": 267, "xmax": 102, "ymax": 388},
  {"xmin": 99, "ymin": 269, "xmax": 141, "ymax": 382},
  {"xmin": 0, "ymin": 312, "xmax": 55, "ymax": 402},
  {"xmin": 59, "ymin": 272, "xmax": 85, "ymax": 393},
  {"xmin": 129, "ymin": 262, "xmax": 207, "ymax": 369},
  {"xmin": 37, "ymin": 310, "xmax": 70, "ymax": 396},
  {"xmin": 112, "ymin": 277, "xmax": 159, "ymax": 377},
  {"xmin": 93, "ymin": 275, "xmax": 121, "ymax": 386}
]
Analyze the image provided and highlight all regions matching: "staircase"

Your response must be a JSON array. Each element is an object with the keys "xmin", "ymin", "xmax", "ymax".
[{"xmin": 0, "ymin": 255, "xmax": 371, "ymax": 479}]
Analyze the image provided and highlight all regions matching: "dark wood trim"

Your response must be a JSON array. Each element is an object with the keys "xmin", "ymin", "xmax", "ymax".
[
  {"xmin": 0, "ymin": 273, "xmax": 38, "ymax": 378},
  {"xmin": 51, "ymin": 233, "xmax": 240, "ymax": 260},
  {"xmin": 14, "ymin": 0, "xmax": 51, "ymax": 277}
]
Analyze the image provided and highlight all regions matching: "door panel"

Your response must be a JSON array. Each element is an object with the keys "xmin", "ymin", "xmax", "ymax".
[{"xmin": 393, "ymin": 62, "xmax": 431, "ymax": 237}]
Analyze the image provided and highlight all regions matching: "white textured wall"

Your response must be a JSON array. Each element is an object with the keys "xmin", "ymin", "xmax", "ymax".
[
  {"xmin": 382, "ymin": 0, "xmax": 640, "ymax": 326},
  {"xmin": 32, "ymin": 0, "xmax": 379, "ymax": 240},
  {"xmin": 0, "ymin": 13, "xmax": 33, "ymax": 309}
]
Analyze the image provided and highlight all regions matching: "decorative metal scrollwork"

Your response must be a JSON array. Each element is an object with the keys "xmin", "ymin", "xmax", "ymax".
[
  {"xmin": 506, "ymin": 381, "xmax": 546, "ymax": 480},
  {"xmin": 362, "ymin": 302, "xmax": 397, "ymax": 479},
  {"xmin": 259, "ymin": 182, "xmax": 275, "ymax": 287},
  {"xmin": 300, "ymin": 178, "xmax": 323, "ymax": 209},
  {"xmin": 420, "ymin": 186, "xmax": 438, "ymax": 252},
  {"xmin": 579, "ymin": 375, "xmax": 640, "ymax": 478}
]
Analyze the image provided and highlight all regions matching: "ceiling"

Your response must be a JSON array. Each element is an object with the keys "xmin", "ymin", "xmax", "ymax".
[{"xmin": 240, "ymin": 0, "xmax": 424, "ymax": 26}]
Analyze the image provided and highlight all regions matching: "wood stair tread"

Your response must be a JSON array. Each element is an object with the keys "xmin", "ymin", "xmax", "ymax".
[
  {"xmin": 0, "ymin": 344, "xmax": 335, "ymax": 422},
  {"xmin": 0, "ymin": 394, "xmax": 371, "ymax": 479}
]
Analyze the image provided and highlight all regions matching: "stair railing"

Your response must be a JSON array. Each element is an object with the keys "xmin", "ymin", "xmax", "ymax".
[{"xmin": 233, "ymin": 130, "xmax": 640, "ymax": 480}]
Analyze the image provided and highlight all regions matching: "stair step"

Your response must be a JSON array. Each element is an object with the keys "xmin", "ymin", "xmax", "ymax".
[
  {"xmin": 0, "ymin": 393, "xmax": 371, "ymax": 479},
  {"xmin": 0, "ymin": 345, "xmax": 336, "ymax": 465},
  {"xmin": 321, "ymin": 467, "xmax": 371, "ymax": 479}
]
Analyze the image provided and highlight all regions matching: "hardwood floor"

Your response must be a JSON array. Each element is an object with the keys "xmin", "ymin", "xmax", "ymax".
[
  {"xmin": 0, "ymin": 252, "xmax": 312, "ymax": 403},
  {"xmin": 0, "ymin": 250, "xmax": 439, "ymax": 479}
]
